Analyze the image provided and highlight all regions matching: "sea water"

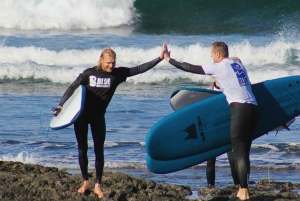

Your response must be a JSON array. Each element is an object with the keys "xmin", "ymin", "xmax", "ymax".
[{"xmin": 1, "ymin": 0, "xmax": 300, "ymax": 196}]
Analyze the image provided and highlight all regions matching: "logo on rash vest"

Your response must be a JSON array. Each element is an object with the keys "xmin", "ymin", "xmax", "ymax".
[
  {"xmin": 230, "ymin": 63, "xmax": 249, "ymax": 86},
  {"xmin": 89, "ymin": 76, "xmax": 111, "ymax": 88},
  {"xmin": 183, "ymin": 116, "xmax": 205, "ymax": 141}
]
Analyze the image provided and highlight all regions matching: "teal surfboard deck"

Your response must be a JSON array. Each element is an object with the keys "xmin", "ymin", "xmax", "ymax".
[
  {"xmin": 146, "ymin": 76, "xmax": 300, "ymax": 173},
  {"xmin": 50, "ymin": 85, "xmax": 86, "ymax": 130}
]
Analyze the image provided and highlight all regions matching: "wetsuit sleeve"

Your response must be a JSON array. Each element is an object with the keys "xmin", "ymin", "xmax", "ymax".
[
  {"xmin": 127, "ymin": 57, "xmax": 162, "ymax": 77},
  {"xmin": 169, "ymin": 58, "xmax": 205, "ymax": 74},
  {"xmin": 58, "ymin": 73, "xmax": 85, "ymax": 106}
]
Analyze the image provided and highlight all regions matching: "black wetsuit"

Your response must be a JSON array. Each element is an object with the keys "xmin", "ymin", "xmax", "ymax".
[
  {"xmin": 59, "ymin": 57, "xmax": 162, "ymax": 183},
  {"xmin": 169, "ymin": 59, "xmax": 259, "ymax": 188},
  {"xmin": 206, "ymin": 151, "xmax": 239, "ymax": 187}
]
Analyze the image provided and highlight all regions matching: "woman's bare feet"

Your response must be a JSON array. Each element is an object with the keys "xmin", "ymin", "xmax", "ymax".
[
  {"xmin": 77, "ymin": 180, "xmax": 89, "ymax": 194},
  {"xmin": 94, "ymin": 183, "xmax": 104, "ymax": 199}
]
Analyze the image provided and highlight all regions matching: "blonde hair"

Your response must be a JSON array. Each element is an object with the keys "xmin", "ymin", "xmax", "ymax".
[{"xmin": 97, "ymin": 48, "xmax": 116, "ymax": 68}]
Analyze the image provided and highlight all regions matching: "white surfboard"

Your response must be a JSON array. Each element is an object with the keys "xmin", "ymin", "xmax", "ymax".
[
  {"xmin": 50, "ymin": 85, "xmax": 86, "ymax": 130},
  {"xmin": 170, "ymin": 88, "xmax": 221, "ymax": 110}
]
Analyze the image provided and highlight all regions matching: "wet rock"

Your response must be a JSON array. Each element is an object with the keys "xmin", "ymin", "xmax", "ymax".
[
  {"xmin": 0, "ymin": 161, "xmax": 192, "ymax": 201},
  {"xmin": 1, "ymin": 161, "xmax": 300, "ymax": 200},
  {"xmin": 197, "ymin": 179, "xmax": 300, "ymax": 201}
]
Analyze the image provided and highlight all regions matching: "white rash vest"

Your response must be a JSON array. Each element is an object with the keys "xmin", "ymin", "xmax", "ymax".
[{"xmin": 202, "ymin": 58, "xmax": 257, "ymax": 105}]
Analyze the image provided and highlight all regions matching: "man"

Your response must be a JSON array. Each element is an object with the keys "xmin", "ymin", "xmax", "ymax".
[
  {"xmin": 54, "ymin": 46, "xmax": 165, "ymax": 199},
  {"xmin": 162, "ymin": 42, "xmax": 259, "ymax": 201}
]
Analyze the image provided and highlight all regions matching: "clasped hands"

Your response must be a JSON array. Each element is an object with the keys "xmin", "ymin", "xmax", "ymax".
[{"xmin": 159, "ymin": 42, "xmax": 171, "ymax": 62}]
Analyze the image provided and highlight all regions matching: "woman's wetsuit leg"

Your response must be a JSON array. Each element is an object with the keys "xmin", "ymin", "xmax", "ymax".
[
  {"xmin": 230, "ymin": 103, "xmax": 259, "ymax": 188},
  {"xmin": 90, "ymin": 115, "xmax": 106, "ymax": 184},
  {"xmin": 74, "ymin": 115, "xmax": 89, "ymax": 181}
]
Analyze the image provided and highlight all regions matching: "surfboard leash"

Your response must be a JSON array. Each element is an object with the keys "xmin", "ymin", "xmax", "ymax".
[{"xmin": 39, "ymin": 106, "xmax": 53, "ymax": 137}]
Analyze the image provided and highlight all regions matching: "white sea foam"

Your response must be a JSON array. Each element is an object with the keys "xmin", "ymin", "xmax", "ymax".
[
  {"xmin": 105, "ymin": 160, "xmax": 146, "ymax": 169},
  {"xmin": 0, "ymin": 40, "xmax": 299, "ymax": 84},
  {"xmin": 105, "ymin": 141, "xmax": 118, "ymax": 147},
  {"xmin": 287, "ymin": 142, "xmax": 300, "ymax": 147},
  {"xmin": 0, "ymin": 151, "xmax": 38, "ymax": 164},
  {"xmin": 0, "ymin": 0, "xmax": 136, "ymax": 30},
  {"xmin": 251, "ymin": 143, "xmax": 280, "ymax": 151}
]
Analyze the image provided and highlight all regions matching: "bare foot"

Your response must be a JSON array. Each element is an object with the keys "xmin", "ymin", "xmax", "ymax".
[
  {"xmin": 236, "ymin": 186, "xmax": 241, "ymax": 197},
  {"xmin": 237, "ymin": 187, "xmax": 250, "ymax": 200},
  {"xmin": 94, "ymin": 183, "xmax": 104, "ymax": 199},
  {"xmin": 78, "ymin": 180, "xmax": 89, "ymax": 194}
]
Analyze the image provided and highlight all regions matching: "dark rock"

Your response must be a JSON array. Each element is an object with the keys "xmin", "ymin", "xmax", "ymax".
[
  {"xmin": 1, "ymin": 161, "xmax": 300, "ymax": 200},
  {"xmin": 0, "ymin": 161, "xmax": 192, "ymax": 201},
  {"xmin": 197, "ymin": 179, "xmax": 300, "ymax": 201}
]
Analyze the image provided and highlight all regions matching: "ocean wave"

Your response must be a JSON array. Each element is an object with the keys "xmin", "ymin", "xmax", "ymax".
[
  {"xmin": 134, "ymin": 0, "xmax": 300, "ymax": 35},
  {"xmin": 1, "ymin": 0, "xmax": 299, "ymax": 35},
  {"xmin": 0, "ymin": 140, "xmax": 21, "ymax": 145},
  {"xmin": 0, "ymin": 151, "xmax": 38, "ymax": 164},
  {"xmin": 180, "ymin": 162, "xmax": 300, "ymax": 171},
  {"xmin": 105, "ymin": 141, "xmax": 145, "ymax": 148},
  {"xmin": 2, "ymin": 148, "xmax": 300, "ymax": 171},
  {"xmin": 252, "ymin": 143, "xmax": 300, "ymax": 154},
  {"xmin": 105, "ymin": 161, "xmax": 146, "ymax": 169},
  {"xmin": 0, "ymin": 40, "xmax": 299, "ymax": 84},
  {"xmin": 251, "ymin": 144, "xmax": 280, "ymax": 151},
  {"xmin": 0, "ymin": 0, "xmax": 136, "ymax": 30}
]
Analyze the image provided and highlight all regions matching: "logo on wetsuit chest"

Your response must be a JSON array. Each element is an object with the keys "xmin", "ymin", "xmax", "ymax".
[{"xmin": 89, "ymin": 76, "xmax": 111, "ymax": 88}]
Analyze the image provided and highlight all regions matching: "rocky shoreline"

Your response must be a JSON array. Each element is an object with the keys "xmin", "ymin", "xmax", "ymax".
[{"xmin": 1, "ymin": 161, "xmax": 300, "ymax": 201}]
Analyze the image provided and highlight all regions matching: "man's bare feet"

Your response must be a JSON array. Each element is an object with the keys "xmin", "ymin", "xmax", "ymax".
[
  {"xmin": 78, "ymin": 180, "xmax": 89, "ymax": 194},
  {"xmin": 237, "ymin": 186, "xmax": 241, "ymax": 197},
  {"xmin": 94, "ymin": 183, "xmax": 104, "ymax": 199},
  {"xmin": 237, "ymin": 187, "xmax": 250, "ymax": 200}
]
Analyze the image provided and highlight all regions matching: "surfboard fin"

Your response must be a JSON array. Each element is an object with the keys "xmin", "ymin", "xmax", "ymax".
[
  {"xmin": 275, "ymin": 124, "xmax": 291, "ymax": 135},
  {"xmin": 282, "ymin": 124, "xmax": 291, "ymax": 131}
]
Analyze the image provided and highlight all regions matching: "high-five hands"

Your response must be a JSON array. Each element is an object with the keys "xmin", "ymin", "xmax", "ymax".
[
  {"xmin": 160, "ymin": 42, "xmax": 165, "ymax": 59},
  {"xmin": 162, "ymin": 42, "xmax": 171, "ymax": 62}
]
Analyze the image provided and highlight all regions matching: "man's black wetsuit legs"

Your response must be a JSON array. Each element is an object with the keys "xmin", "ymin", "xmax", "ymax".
[
  {"xmin": 230, "ymin": 103, "xmax": 259, "ymax": 188},
  {"xmin": 74, "ymin": 114, "xmax": 106, "ymax": 183}
]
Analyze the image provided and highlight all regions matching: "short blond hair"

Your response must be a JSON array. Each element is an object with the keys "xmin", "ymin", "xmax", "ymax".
[{"xmin": 212, "ymin": 41, "xmax": 229, "ymax": 57}]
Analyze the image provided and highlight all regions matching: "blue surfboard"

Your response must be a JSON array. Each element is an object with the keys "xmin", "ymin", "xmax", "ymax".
[
  {"xmin": 146, "ymin": 76, "xmax": 300, "ymax": 173},
  {"xmin": 170, "ymin": 87, "xmax": 295, "ymax": 131},
  {"xmin": 50, "ymin": 85, "xmax": 86, "ymax": 130},
  {"xmin": 147, "ymin": 144, "xmax": 231, "ymax": 174}
]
